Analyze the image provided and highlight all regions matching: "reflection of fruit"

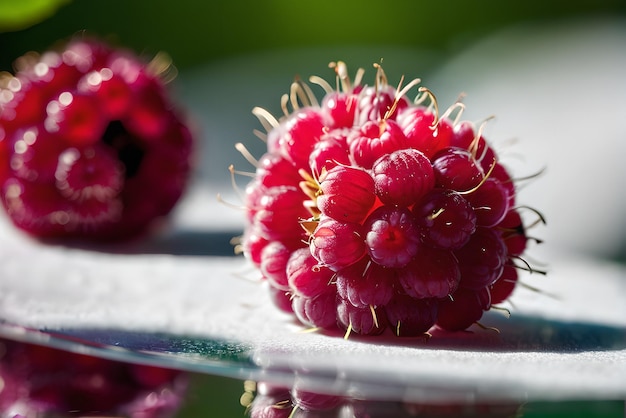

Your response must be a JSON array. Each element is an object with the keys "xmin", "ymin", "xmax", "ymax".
[
  {"xmin": 244, "ymin": 380, "xmax": 523, "ymax": 417},
  {"xmin": 237, "ymin": 61, "xmax": 544, "ymax": 336},
  {"xmin": 0, "ymin": 336, "xmax": 187, "ymax": 417},
  {"xmin": 0, "ymin": 38, "xmax": 193, "ymax": 240}
]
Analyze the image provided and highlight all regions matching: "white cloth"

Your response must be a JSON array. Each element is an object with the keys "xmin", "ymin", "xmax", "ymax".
[{"xmin": 0, "ymin": 187, "xmax": 624, "ymax": 403}]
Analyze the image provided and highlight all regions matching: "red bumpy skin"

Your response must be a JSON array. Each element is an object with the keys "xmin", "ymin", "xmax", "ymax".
[
  {"xmin": 0, "ymin": 37, "xmax": 193, "ymax": 240},
  {"xmin": 235, "ymin": 62, "xmax": 543, "ymax": 337}
]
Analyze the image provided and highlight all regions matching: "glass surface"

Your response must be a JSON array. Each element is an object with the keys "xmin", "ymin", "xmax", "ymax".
[{"xmin": 0, "ymin": 323, "xmax": 625, "ymax": 417}]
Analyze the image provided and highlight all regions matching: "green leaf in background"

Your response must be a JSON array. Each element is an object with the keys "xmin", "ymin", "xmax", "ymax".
[
  {"xmin": 0, "ymin": 0, "xmax": 70, "ymax": 32},
  {"xmin": 0, "ymin": 0, "xmax": 624, "ymax": 72}
]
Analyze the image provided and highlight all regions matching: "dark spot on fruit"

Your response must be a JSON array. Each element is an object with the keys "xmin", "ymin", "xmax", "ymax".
[{"xmin": 102, "ymin": 120, "xmax": 144, "ymax": 178}]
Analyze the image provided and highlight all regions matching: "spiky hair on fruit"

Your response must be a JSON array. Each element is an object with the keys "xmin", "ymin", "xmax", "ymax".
[
  {"xmin": 0, "ymin": 37, "xmax": 193, "ymax": 241},
  {"xmin": 230, "ymin": 61, "xmax": 545, "ymax": 337}
]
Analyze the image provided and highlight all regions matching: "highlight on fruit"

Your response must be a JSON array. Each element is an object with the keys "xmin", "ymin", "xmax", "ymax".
[
  {"xmin": 230, "ymin": 61, "xmax": 545, "ymax": 337},
  {"xmin": 0, "ymin": 36, "xmax": 193, "ymax": 241}
]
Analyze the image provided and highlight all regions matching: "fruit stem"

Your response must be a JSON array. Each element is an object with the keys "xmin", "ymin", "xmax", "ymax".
[
  {"xmin": 475, "ymin": 321, "xmax": 500, "ymax": 333},
  {"xmin": 441, "ymin": 102, "xmax": 466, "ymax": 127},
  {"xmin": 469, "ymin": 116, "xmax": 495, "ymax": 159},
  {"xmin": 384, "ymin": 75, "xmax": 422, "ymax": 120},
  {"xmin": 281, "ymin": 94, "xmax": 290, "ymax": 116},
  {"xmin": 515, "ymin": 205, "xmax": 547, "ymax": 225},
  {"xmin": 428, "ymin": 207, "xmax": 446, "ymax": 221},
  {"xmin": 518, "ymin": 281, "xmax": 560, "ymax": 299},
  {"xmin": 354, "ymin": 67, "xmax": 365, "ymax": 88},
  {"xmin": 252, "ymin": 107, "xmax": 280, "ymax": 132},
  {"xmin": 370, "ymin": 304, "xmax": 380, "ymax": 328},
  {"xmin": 330, "ymin": 61, "xmax": 351, "ymax": 92},
  {"xmin": 227, "ymin": 164, "xmax": 246, "ymax": 201},
  {"xmin": 457, "ymin": 157, "xmax": 497, "ymax": 195},
  {"xmin": 344, "ymin": 321, "xmax": 353, "ymax": 340},
  {"xmin": 510, "ymin": 256, "xmax": 548, "ymax": 275},
  {"xmin": 309, "ymin": 75, "xmax": 334, "ymax": 94},
  {"xmin": 147, "ymin": 51, "xmax": 177, "ymax": 83},
  {"xmin": 373, "ymin": 61, "xmax": 389, "ymax": 95},
  {"xmin": 512, "ymin": 166, "xmax": 547, "ymax": 184},
  {"xmin": 235, "ymin": 142, "xmax": 259, "ymax": 167},
  {"xmin": 287, "ymin": 405, "xmax": 299, "ymax": 418},
  {"xmin": 216, "ymin": 193, "xmax": 246, "ymax": 211},
  {"xmin": 290, "ymin": 78, "xmax": 319, "ymax": 109},
  {"xmin": 417, "ymin": 87, "xmax": 439, "ymax": 128},
  {"xmin": 490, "ymin": 305, "xmax": 511, "ymax": 318},
  {"xmin": 252, "ymin": 129, "xmax": 267, "ymax": 142}
]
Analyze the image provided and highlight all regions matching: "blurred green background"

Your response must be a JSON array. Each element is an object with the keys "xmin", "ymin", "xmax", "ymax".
[
  {"xmin": 2, "ymin": 0, "xmax": 626, "ymax": 186},
  {"xmin": 1, "ymin": 1, "xmax": 625, "ymax": 417},
  {"xmin": 3, "ymin": 0, "xmax": 625, "ymax": 186},
  {"xmin": 1, "ymin": 0, "xmax": 625, "ymax": 72}
]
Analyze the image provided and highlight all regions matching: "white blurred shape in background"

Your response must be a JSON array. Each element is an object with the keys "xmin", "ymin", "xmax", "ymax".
[{"xmin": 427, "ymin": 16, "xmax": 626, "ymax": 261}]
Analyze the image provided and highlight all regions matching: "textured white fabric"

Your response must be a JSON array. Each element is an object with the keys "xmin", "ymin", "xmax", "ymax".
[{"xmin": 0, "ymin": 189, "xmax": 624, "ymax": 402}]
